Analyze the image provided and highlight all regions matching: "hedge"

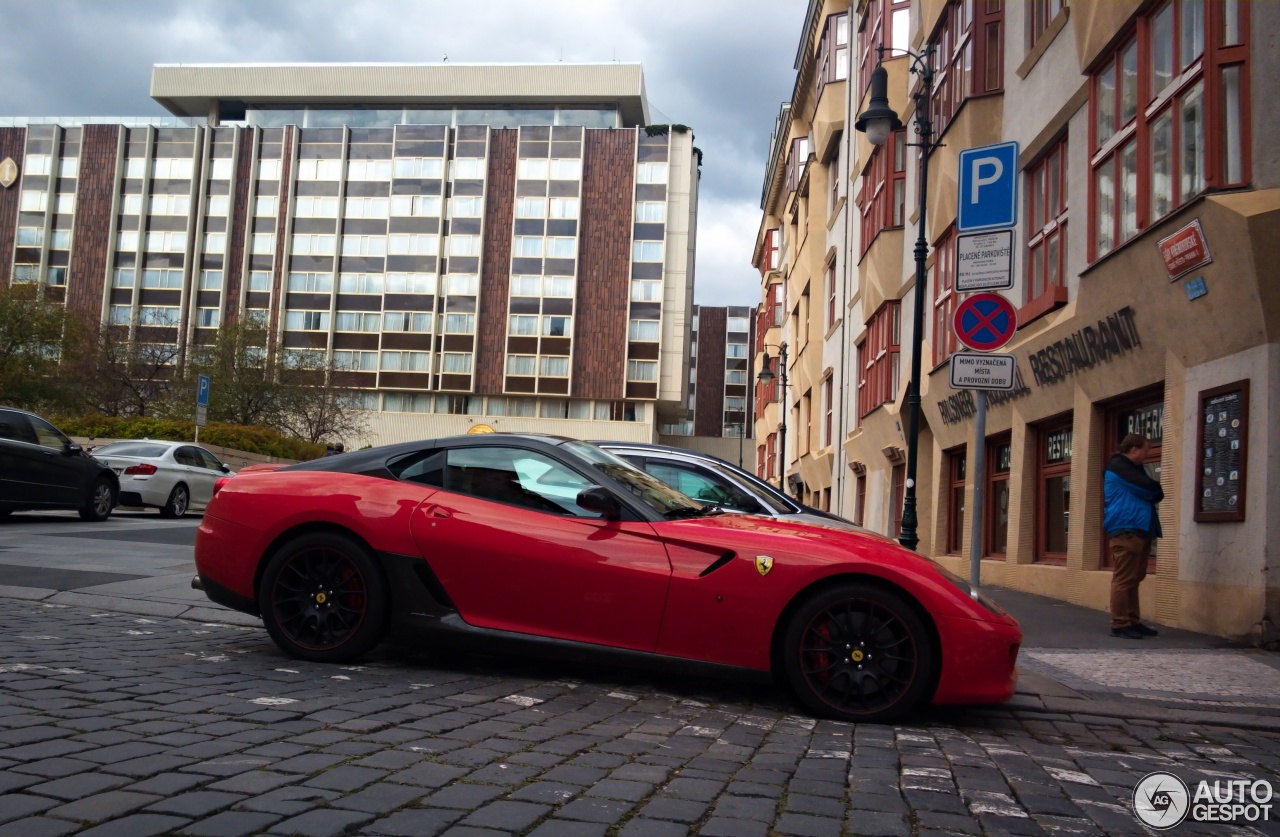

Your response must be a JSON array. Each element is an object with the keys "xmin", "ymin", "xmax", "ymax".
[{"xmin": 55, "ymin": 414, "xmax": 327, "ymax": 461}]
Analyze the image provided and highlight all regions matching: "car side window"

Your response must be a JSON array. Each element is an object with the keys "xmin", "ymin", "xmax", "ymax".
[
  {"xmin": 645, "ymin": 461, "xmax": 765, "ymax": 513},
  {"xmin": 0, "ymin": 410, "xmax": 37, "ymax": 445},
  {"xmin": 390, "ymin": 450, "xmax": 446, "ymax": 487},
  {"xmin": 196, "ymin": 448, "xmax": 223, "ymax": 471},
  {"xmin": 27, "ymin": 415, "xmax": 68, "ymax": 450},
  {"xmin": 445, "ymin": 446, "xmax": 601, "ymax": 518}
]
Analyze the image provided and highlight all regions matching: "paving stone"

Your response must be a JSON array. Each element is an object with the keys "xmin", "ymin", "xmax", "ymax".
[
  {"xmin": 423, "ymin": 782, "xmax": 506, "ymax": 809},
  {"xmin": 265, "ymin": 808, "xmax": 375, "ymax": 836},
  {"xmin": 233, "ymin": 785, "xmax": 341, "ymax": 816},
  {"xmin": 330, "ymin": 781, "xmax": 424, "ymax": 814},
  {"xmin": 0, "ymin": 793, "xmax": 58, "ymax": 824},
  {"xmin": 638, "ymin": 797, "xmax": 708, "ymax": 823},
  {"xmin": 177, "ymin": 811, "xmax": 283, "ymax": 837},
  {"xmin": 775, "ymin": 812, "xmax": 843, "ymax": 837},
  {"xmin": 27, "ymin": 772, "xmax": 133, "ymax": 801},
  {"xmin": 386, "ymin": 761, "xmax": 470, "ymax": 788},
  {"xmin": 458, "ymin": 800, "xmax": 551, "ymax": 831},
  {"xmin": 123, "ymin": 772, "xmax": 207, "ymax": 795},
  {"xmin": 555, "ymin": 796, "xmax": 637, "ymax": 824},
  {"xmin": 699, "ymin": 816, "xmax": 769, "ymax": 837},
  {"xmin": 47, "ymin": 790, "xmax": 161, "ymax": 823},
  {"xmin": 0, "ymin": 817, "xmax": 80, "ymax": 837},
  {"xmin": 615, "ymin": 819, "xmax": 689, "ymax": 837},
  {"xmin": 360, "ymin": 807, "xmax": 463, "ymax": 836},
  {"xmin": 527, "ymin": 820, "xmax": 611, "ymax": 837},
  {"xmin": 844, "ymin": 810, "xmax": 911, "ymax": 837},
  {"xmin": 302, "ymin": 765, "xmax": 387, "ymax": 792},
  {"xmin": 145, "ymin": 790, "xmax": 246, "ymax": 817},
  {"xmin": 585, "ymin": 778, "xmax": 654, "ymax": 801},
  {"xmin": 74, "ymin": 813, "xmax": 192, "ymax": 836}
]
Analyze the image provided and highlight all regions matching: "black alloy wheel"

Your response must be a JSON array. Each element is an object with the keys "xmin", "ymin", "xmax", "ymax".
[
  {"xmin": 259, "ymin": 532, "xmax": 388, "ymax": 663},
  {"xmin": 160, "ymin": 484, "xmax": 189, "ymax": 518},
  {"xmin": 78, "ymin": 478, "xmax": 115, "ymax": 522},
  {"xmin": 783, "ymin": 583, "xmax": 935, "ymax": 723}
]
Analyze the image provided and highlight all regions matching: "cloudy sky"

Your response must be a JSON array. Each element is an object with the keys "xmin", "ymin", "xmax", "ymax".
[{"xmin": 0, "ymin": 0, "xmax": 806, "ymax": 307}]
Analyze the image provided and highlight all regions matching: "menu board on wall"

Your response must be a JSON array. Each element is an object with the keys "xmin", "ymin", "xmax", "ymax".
[{"xmin": 1195, "ymin": 380, "xmax": 1249, "ymax": 523}]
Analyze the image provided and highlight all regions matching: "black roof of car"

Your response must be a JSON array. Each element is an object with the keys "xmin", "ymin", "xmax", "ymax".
[{"xmin": 281, "ymin": 433, "xmax": 581, "ymax": 473}]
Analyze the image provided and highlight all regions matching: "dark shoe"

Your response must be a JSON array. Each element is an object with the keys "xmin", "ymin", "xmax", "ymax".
[
  {"xmin": 1111, "ymin": 626, "xmax": 1146, "ymax": 639},
  {"xmin": 1131, "ymin": 623, "xmax": 1159, "ymax": 637}
]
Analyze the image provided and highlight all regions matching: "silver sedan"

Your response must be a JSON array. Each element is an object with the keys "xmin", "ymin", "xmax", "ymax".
[{"xmin": 90, "ymin": 441, "xmax": 233, "ymax": 518}]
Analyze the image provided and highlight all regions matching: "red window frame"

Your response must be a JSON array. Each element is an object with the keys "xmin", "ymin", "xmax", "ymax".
[
  {"xmin": 1036, "ymin": 418, "xmax": 1073, "ymax": 564},
  {"xmin": 817, "ymin": 12, "xmax": 850, "ymax": 102},
  {"xmin": 931, "ymin": 226, "xmax": 958, "ymax": 366},
  {"xmin": 765, "ymin": 432, "xmax": 777, "ymax": 480},
  {"xmin": 857, "ymin": 301, "xmax": 901, "ymax": 419},
  {"xmin": 858, "ymin": 129, "xmax": 906, "ymax": 255},
  {"xmin": 947, "ymin": 447, "xmax": 967, "ymax": 555},
  {"xmin": 757, "ymin": 443, "xmax": 766, "ymax": 479},
  {"xmin": 826, "ymin": 261, "xmax": 838, "ymax": 330},
  {"xmin": 1028, "ymin": 0, "xmax": 1064, "ymax": 48},
  {"xmin": 985, "ymin": 434, "xmax": 1011, "ymax": 557},
  {"xmin": 858, "ymin": 0, "xmax": 911, "ymax": 102},
  {"xmin": 928, "ymin": 1, "xmax": 1005, "ymax": 138},
  {"xmin": 822, "ymin": 377, "xmax": 834, "ymax": 448},
  {"xmin": 760, "ymin": 228, "xmax": 780, "ymax": 276},
  {"xmin": 1025, "ymin": 136, "xmax": 1068, "ymax": 307},
  {"xmin": 1089, "ymin": 0, "xmax": 1250, "ymax": 261}
]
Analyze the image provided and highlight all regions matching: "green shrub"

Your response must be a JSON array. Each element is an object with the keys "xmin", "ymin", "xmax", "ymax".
[{"xmin": 54, "ymin": 414, "xmax": 327, "ymax": 461}]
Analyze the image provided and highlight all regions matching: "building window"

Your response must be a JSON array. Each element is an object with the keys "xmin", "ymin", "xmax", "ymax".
[
  {"xmin": 947, "ymin": 449, "xmax": 967, "ymax": 555},
  {"xmin": 822, "ymin": 377, "xmax": 834, "ymax": 448},
  {"xmin": 333, "ymin": 350, "xmax": 377, "ymax": 372},
  {"xmin": 1037, "ymin": 420, "xmax": 1073, "ymax": 564},
  {"xmin": 891, "ymin": 463, "xmax": 906, "ymax": 538},
  {"xmin": 858, "ymin": 130, "xmax": 906, "ymax": 254},
  {"xmin": 109, "ymin": 305, "xmax": 131, "ymax": 325},
  {"xmin": 284, "ymin": 310, "xmax": 329, "ymax": 331},
  {"xmin": 854, "ymin": 473, "xmax": 867, "ymax": 526},
  {"xmin": 394, "ymin": 158, "xmax": 444, "ymax": 179},
  {"xmin": 196, "ymin": 308, "xmax": 220, "ymax": 328},
  {"xmin": 507, "ymin": 355, "xmax": 536, "ymax": 376},
  {"xmin": 291, "ymin": 234, "xmax": 336, "ymax": 256},
  {"xmin": 635, "ymin": 201, "xmax": 665, "ymax": 223},
  {"xmin": 928, "ymin": 0, "xmax": 1005, "ymax": 137},
  {"xmin": 389, "ymin": 234, "xmax": 437, "ymax": 256},
  {"xmin": 381, "ymin": 351, "xmax": 430, "ymax": 372},
  {"xmin": 1029, "ymin": 0, "xmax": 1064, "ymax": 46},
  {"xmin": 727, "ymin": 317, "xmax": 749, "ymax": 333},
  {"xmin": 629, "ymin": 320, "xmax": 660, "ymax": 341},
  {"xmin": 288, "ymin": 272, "xmax": 332, "ymax": 293},
  {"xmin": 539, "ymin": 356, "xmax": 569, "ymax": 377},
  {"xmin": 444, "ymin": 313, "xmax": 475, "ymax": 334},
  {"xmin": 149, "ymin": 194, "xmax": 190, "ymax": 215},
  {"xmin": 251, "ymin": 233, "xmax": 275, "ymax": 255},
  {"xmin": 766, "ymin": 433, "xmax": 777, "ymax": 481},
  {"xmin": 113, "ymin": 268, "xmax": 135, "ymax": 288},
  {"xmin": 335, "ymin": 312, "xmax": 380, "ymax": 332},
  {"xmin": 198, "ymin": 270, "xmax": 222, "ymax": 291},
  {"xmin": 931, "ymin": 227, "xmax": 958, "ymax": 365},
  {"xmin": 858, "ymin": 0, "xmax": 911, "ymax": 100},
  {"xmin": 296, "ymin": 196, "xmax": 339, "ymax": 216},
  {"xmin": 347, "ymin": 159, "xmax": 393, "ymax": 181},
  {"xmin": 857, "ymin": 301, "xmax": 900, "ymax": 418},
  {"xmin": 628, "ymin": 360, "xmax": 658, "ymax": 382},
  {"xmin": 138, "ymin": 306, "xmax": 180, "ymax": 327},
  {"xmin": 248, "ymin": 271, "xmax": 271, "ymax": 291},
  {"xmin": 1091, "ymin": 0, "xmax": 1247, "ymax": 259},
  {"xmin": 448, "ymin": 235, "xmax": 480, "ymax": 257},
  {"xmin": 390, "ymin": 195, "xmax": 442, "ymax": 217},
  {"xmin": 339, "ymin": 273, "xmax": 384, "ymax": 294},
  {"xmin": 1026, "ymin": 136, "xmax": 1068, "ymax": 304},
  {"xmin": 632, "ymin": 240, "xmax": 664, "ymax": 263},
  {"xmin": 440, "ymin": 353, "xmax": 473, "ymax": 374},
  {"xmin": 449, "ymin": 196, "xmax": 483, "ymax": 217},
  {"xmin": 631, "ymin": 280, "xmax": 661, "ymax": 302},
  {"xmin": 985, "ymin": 436, "xmax": 1012, "ymax": 557},
  {"xmin": 142, "ymin": 269, "xmax": 183, "ymax": 289},
  {"xmin": 817, "ymin": 12, "xmax": 850, "ymax": 102},
  {"xmin": 152, "ymin": 158, "xmax": 194, "ymax": 179},
  {"xmin": 636, "ymin": 163, "xmax": 667, "ymax": 184},
  {"xmin": 826, "ymin": 261, "xmax": 838, "ymax": 330},
  {"xmin": 383, "ymin": 311, "xmax": 432, "ymax": 333}
]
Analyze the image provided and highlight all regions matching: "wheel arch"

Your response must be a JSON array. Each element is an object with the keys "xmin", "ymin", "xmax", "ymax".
[
  {"xmin": 251, "ymin": 521, "xmax": 387, "ymax": 611},
  {"xmin": 768, "ymin": 572, "xmax": 944, "ymax": 700}
]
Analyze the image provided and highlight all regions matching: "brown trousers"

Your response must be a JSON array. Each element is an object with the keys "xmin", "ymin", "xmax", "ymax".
[{"xmin": 1109, "ymin": 531, "xmax": 1151, "ymax": 629}]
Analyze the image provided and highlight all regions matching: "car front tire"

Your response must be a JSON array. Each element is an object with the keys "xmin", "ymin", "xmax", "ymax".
[
  {"xmin": 259, "ymin": 531, "xmax": 389, "ymax": 663},
  {"xmin": 782, "ymin": 582, "xmax": 935, "ymax": 724},
  {"xmin": 78, "ymin": 478, "xmax": 115, "ymax": 522},
  {"xmin": 160, "ymin": 484, "xmax": 189, "ymax": 519}
]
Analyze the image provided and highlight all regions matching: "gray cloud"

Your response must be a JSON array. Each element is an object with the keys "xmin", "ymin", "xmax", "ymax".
[{"xmin": 0, "ymin": 0, "xmax": 805, "ymax": 305}]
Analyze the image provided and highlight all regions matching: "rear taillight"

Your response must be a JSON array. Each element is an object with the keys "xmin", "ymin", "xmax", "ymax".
[
  {"xmin": 123, "ymin": 463, "xmax": 158, "ymax": 475},
  {"xmin": 212, "ymin": 477, "xmax": 231, "ymax": 497}
]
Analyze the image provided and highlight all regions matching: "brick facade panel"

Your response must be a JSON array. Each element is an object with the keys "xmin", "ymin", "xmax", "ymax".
[
  {"xmin": 694, "ymin": 307, "xmax": 727, "ymax": 437},
  {"xmin": 66, "ymin": 124, "xmax": 120, "ymax": 317},
  {"xmin": 0, "ymin": 128, "xmax": 26, "ymax": 288},
  {"xmin": 476, "ymin": 128, "xmax": 516, "ymax": 395}
]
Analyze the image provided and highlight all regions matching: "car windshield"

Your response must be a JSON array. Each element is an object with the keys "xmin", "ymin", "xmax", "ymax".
[
  {"xmin": 703, "ymin": 461, "xmax": 794, "ymax": 514},
  {"xmin": 559, "ymin": 440, "xmax": 703, "ymax": 517},
  {"xmin": 94, "ymin": 442, "xmax": 170, "ymax": 459}
]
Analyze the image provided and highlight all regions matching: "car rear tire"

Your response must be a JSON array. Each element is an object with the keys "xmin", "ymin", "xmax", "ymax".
[
  {"xmin": 259, "ymin": 531, "xmax": 388, "ymax": 663},
  {"xmin": 78, "ymin": 479, "xmax": 115, "ymax": 522},
  {"xmin": 160, "ymin": 484, "xmax": 189, "ymax": 519},
  {"xmin": 782, "ymin": 582, "xmax": 935, "ymax": 724}
]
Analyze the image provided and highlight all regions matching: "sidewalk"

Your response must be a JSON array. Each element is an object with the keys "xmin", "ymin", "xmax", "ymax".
[{"xmin": 983, "ymin": 584, "xmax": 1280, "ymax": 732}]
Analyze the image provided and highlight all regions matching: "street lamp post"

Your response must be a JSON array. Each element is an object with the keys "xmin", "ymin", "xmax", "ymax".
[
  {"xmin": 756, "ymin": 343, "xmax": 788, "ymax": 491},
  {"xmin": 855, "ymin": 45, "xmax": 937, "ymax": 552}
]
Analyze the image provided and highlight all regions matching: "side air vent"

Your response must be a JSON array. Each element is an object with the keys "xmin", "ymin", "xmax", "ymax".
[{"xmin": 699, "ymin": 552, "xmax": 737, "ymax": 578}]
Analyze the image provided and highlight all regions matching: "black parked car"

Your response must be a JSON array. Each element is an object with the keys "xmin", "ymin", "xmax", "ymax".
[{"xmin": 0, "ymin": 407, "xmax": 118, "ymax": 521}]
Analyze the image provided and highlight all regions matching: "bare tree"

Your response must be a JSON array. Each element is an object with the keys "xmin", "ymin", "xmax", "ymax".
[
  {"xmin": 274, "ymin": 352, "xmax": 370, "ymax": 445},
  {"xmin": 0, "ymin": 284, "xmax": 72, "ymax": 410}
]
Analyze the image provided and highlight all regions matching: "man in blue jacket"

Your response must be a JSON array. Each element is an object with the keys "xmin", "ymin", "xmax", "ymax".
[{"xmin": 1104, "ymin": 433, "xmax": 1163, "ymax": 639}]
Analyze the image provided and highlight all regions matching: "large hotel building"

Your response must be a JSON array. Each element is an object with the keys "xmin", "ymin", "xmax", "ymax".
[
  {"xmin": 0, "ymin": 63, "xmax": 698, "ymax": 444},
  {"xmin": 757, "ymin": 0, "xmax": 1279, "ymax": 639}
]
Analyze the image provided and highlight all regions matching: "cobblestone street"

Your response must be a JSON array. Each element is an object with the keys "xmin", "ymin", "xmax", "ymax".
[{"xmin": 4, "ymin": 598, "xmax": 1280, "ymax": 837}]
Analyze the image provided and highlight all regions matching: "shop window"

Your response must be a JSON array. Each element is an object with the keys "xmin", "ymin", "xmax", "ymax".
[
  {"xmin": 985, "ymin": 436, "xmax": 1011, "ymax": 556},
  {"xmin": 947, "ymin": 448, "xmax": 967, "ymax": 555},
  {"xmin": 1090, "ymin": 0, "xmax": 1249, "ymax": 259},
  {"xmin": 1036, "ymin": 420, "xmax": 1073, "ymax": 563},
  {"xmin": 931, "ymin": 226, "xmax": 958, "ymax": 366}
]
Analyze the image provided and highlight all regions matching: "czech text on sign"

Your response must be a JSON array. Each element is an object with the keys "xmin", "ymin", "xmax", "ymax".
[
  {"xmin": 196, "ymin": 405, "xmax": 208, "ymax": 428},
  {"xmin": 1158, "ymin": 219, "xmax": 1212, "ymax": 280},
  {"xmin": 956, "ymin": 230, "xmax": 1014, "ymax": 292},
  {"xmin": 957, "ymin": 141, "xmax": 1019, "ymax": 232},
  {"xmin": 953, "ymin": 292, "xmax": 1018, "ymax": 352},
  {"xmin": 950, "ymin": 353, "xmax": 1017, "ymax": 391}
]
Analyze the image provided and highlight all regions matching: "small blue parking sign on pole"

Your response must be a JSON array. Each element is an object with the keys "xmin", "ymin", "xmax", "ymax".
[
  {"xmin": 195, "ymin": 374, "xmax": 210, "ymax": 441},
  {"xmin": 957, "ymin": 141, "xmax": 1019, "ymax": 232}
]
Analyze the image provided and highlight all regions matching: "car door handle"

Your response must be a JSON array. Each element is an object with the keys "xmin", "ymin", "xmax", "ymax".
[{"xmin": 426, "ymin": 505, "xmax": 453, "ymax": 519}]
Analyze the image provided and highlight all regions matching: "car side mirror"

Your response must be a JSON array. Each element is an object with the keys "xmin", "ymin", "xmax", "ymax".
[
  {"xmin": 576, "ymin": 486, "xmax": 621, "ymax": 521},
  {"xmin": 220, "ymin": 465, "xmax": 231, "ymax": 473},
  {"xmin": 64, "ymin": 442, "xmax": 82, "ymax": 456}
]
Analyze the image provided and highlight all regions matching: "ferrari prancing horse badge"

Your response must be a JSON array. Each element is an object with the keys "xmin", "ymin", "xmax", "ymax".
[{"xmin": 755, "ymin": 555, "xmax": 774, "ymax": 576}]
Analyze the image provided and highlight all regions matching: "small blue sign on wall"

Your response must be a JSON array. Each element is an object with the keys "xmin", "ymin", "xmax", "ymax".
[{"xmin": 1185, "ymin": 276, "xmax": 1208, "ymax": 301}]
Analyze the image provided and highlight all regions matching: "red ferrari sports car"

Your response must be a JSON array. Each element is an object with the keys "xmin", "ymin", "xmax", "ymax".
[{"xmin": 195, "ymin": 434, "xmax": 1020, "ymax": 723}]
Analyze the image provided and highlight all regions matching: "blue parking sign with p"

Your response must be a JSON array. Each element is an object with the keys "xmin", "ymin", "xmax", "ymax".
[
  {"xmin": 957, "ymin": 141, "xmax": 1019, "ymax": 232},
  {"xmin": 197, "ymin": 374, "xmax": 211, "ymax": 407}
]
